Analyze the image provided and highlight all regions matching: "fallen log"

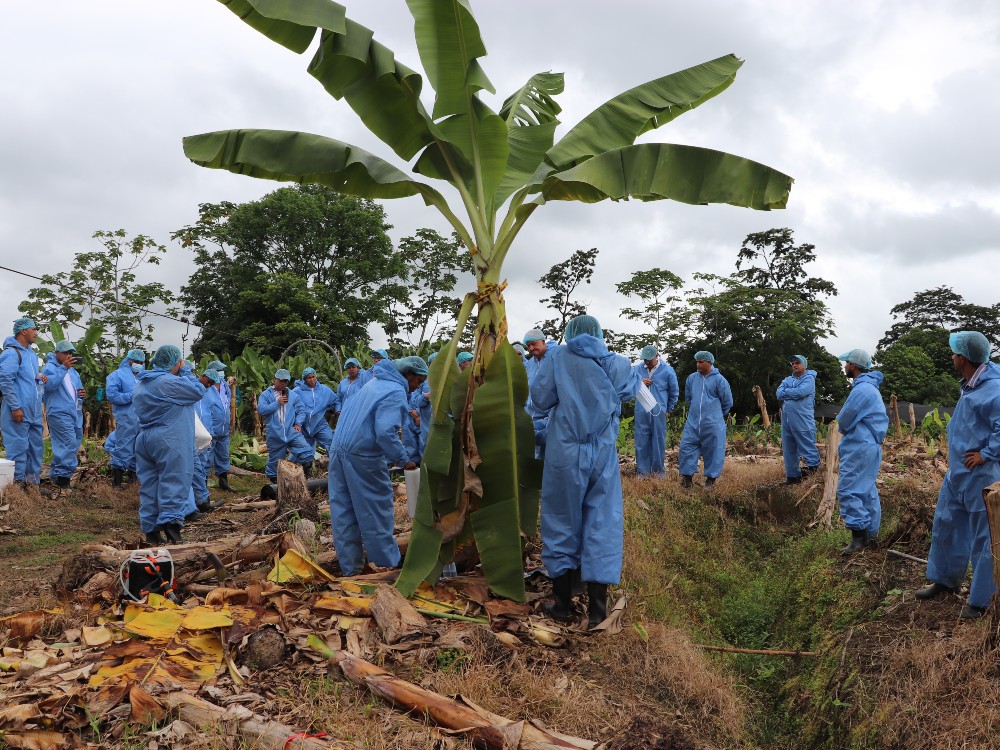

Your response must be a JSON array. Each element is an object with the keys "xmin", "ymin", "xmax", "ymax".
[
  {"xmin": 696, "ymin": 644, "xmax": 816, "ymax": 657},
  {"xmin": 333, "ymin": 651, "xmax": 596, "ymax": 750},
  {"xmin": 161, "ymin": 691, "xmax": 353, "ymax": 749}
]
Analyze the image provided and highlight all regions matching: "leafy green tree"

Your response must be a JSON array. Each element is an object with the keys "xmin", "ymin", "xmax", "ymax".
[
  {"xmin": 173, "ymin": 185, "xmax": 406, "ymax": 358},
  {"xmin": 536, "ymin": 247, "xmax": 598, "ymax": 343},
  {"xmin": 614, "ymin": 267, "xmax": 684, "ymax": 356},
  {"xmin": 736, "ymin": 227, "xmax": 837, "ymax": 302},
  {"xmin": 182, "ymin": 0, "xmax": 793, "ymax": 601},
  {"xmin": 877, "ymin": 344, "xmax": 959, "ymax": 406},
  {"xmin": 18, "ymin": 229, "xmax": 176, "ymax": 356},
  {"xmin": 878, "ymin": 286, "xmax": 1000, "ymax": 352}
]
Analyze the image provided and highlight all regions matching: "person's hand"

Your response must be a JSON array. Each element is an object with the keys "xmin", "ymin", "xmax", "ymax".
[
  {"xmin": 403, "ymin": 461, "xmax": 417, "ymax": 471},
  {"xmin": 37, "ymin": 374, "xmax": 48, "ymax": 384},
  {"xmin": 642, "ymin": 378, "xmax": 652, "ymax": 386},
  {"xmin": 422, "ymin": 392, "xmax": 430, "ymax": 402},
  {"xmin": 278, "ymin": 393, "xmax": 288, "ymax": 405},
  {"xmin": 409, "ymin": 409, "xmax": 418, "ymax": 419},
  {"xmin": 963, "ymin": 450, "xmax": 986, "ymax": 469},
  {"xmin": 77, "ymin": 388, "xmax": 87, "ymax": 398},
  {"xmin": 293, "ymin": 424, "xmax": 302, "ymax": 432},
  {"xmin": 11, "ymin": 408, "xmax": 23, "ymax": 423}
]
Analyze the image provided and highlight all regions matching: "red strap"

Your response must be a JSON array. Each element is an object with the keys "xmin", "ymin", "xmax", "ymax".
[{"xmin": 282, "ymin": 732, "xmax": 328, "ymax": 749}]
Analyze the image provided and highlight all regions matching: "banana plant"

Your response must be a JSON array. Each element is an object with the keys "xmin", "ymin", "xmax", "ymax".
[{"xmin": 183, "ymin": 0, "xmax": 793, "ymax": 601}]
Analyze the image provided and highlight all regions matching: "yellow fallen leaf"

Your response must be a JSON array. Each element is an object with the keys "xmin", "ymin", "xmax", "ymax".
[
  {"xmin": 313, "ymin": 596, "xmax": 372, "ymax": 616},
  {"xmin": 82, "ymin": 626, "xmax": 112, "ymax": 647},
  {"xmin": 180, "ymin": 607, "xmax": 234, "ymax": 631},
  {"xmin": 267, "ymin": 549, "xmax": 336, "ymax": 584},
  {"xmin": 335, "ymin": 616, "xmax": 369, "ymax": 630}
]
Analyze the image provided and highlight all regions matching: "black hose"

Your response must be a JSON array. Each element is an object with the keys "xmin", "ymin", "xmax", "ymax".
[{"xmin": 260, "ymin": 477, "xmax": 328, "ymax": 500}]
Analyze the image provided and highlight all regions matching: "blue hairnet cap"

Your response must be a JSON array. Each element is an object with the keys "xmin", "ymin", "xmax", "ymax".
[
  {"xmin": 565, "ymin": 315, "xmax": 603, "ymax": 340},
  {"xmin": 372, "ymin": 348, "xmax": 389, "ymax": 360},
  {"xmin": 204, "ymin": 368, "xmax": 223, "ymax": 384},
  {"xmin": 837, "ymin": 349, "xmax": 872, "ymax": 370},
  {"xmin": 640, "ymin": 345, "xmax": 658, "ymax": 360},
  {"xmin": 208, "ymin": 359, "xmax": 226, "ymax": 371},
  {"xmin": 694, "ymin": 351, "xmax": 715, "ymax": 364},
  {"xmin": 949, "ymin": 331, "xmax": 991, "ymax": 364},
  {"xmin": 344, "ymin": 358, "xmax": 361, "ymax": 368},
  {"xmin": 127, "ymin": 349, "xmax": 145, "ymax": 362},
  {"xmin": 13, "ymin": 317, "xmax": 36, "ymax": 335},
  {"xmin": 302, "ymin": 367, "xmax": 316, "ymax": 377},
  {"xmin": 151, "ymin": 345, "xmax": 182, "ymax": 370},
  {"xmin": 55, "ymin": 340, "xmax": 77, "ymax": 353},
  {"xmin": 456, "ymin": 351, "xmax": 474, "ymax": 364},
  {"xmin": 789, "ymin": 354, "xmax": 807, "ymax": 366},
  {"xmin": 274, "ymin": 368, "xmax": 291, "ymax": 381},
  {"xmin": 428, "ymin": 352, "xmax": 439, "ymax": 363},
  {"xmin": 523, "ymin": 328, "xmax": 545, "ymax": 344},
  {"xmin": 394, "ymin": 356, "xmax": 429, "ymax": 376}
]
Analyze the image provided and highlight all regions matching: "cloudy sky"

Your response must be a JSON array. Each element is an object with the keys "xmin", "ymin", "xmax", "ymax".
[{"xmin": 2, "ymin": 0, "xmax": 998, "ymax": 358}]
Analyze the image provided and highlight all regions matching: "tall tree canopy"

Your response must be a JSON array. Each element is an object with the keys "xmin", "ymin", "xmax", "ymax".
[
  {"xmin": 614, "ymin": 267, "xmax": 685, "ymax": 356},
  {"xmin": 174, "ymin": 185, "xmax": 406, "ymax": 358},
  {"xmin": 878, "ymin": 286, "xmax": 1000, "ymax": 352},
  {"xmin": 536, "ymin": 247, "xmax": 598, "ymax": 343}
]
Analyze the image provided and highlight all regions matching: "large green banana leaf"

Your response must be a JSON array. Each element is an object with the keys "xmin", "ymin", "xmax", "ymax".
[
  {"xmin": 546, "ymin": 54, "xmax": 743, "ymax": 171},
  {"xmin": 542, "ymin": 143, "xmax": 793, "ymax": 210},
  {"xmin": 217, "ymin": 0, "xmax": 346, "ymax": 53}
]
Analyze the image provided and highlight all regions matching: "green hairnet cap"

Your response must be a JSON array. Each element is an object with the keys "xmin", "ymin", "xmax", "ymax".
[
  {"xmin": 151, "ymin": 345, "xmax": 182, "ymax": 370},
  {"xmin": 395, "ymin": 356, "xmax": 429, "ymax": 376},
  {"xmin": 208, "ymin": 359, "xmax": 226, "ymax": 371},
  {"xmin": 55, "ymin": 340, "xmax": 77, "ymax": 353},
  {"xmin": 694, "ymin": 351, "xmax": 715, "ymax": 364},
  {"xmin": 274, "ymin": 368, "xmax": 291, "ymax": 381},
  {"xmin": 949, "ymin": 331, "xmax": 991, "ymax": 364},
  {"xmin": 13, "ymin": 318, "xmax": 36, "ymax": 335},
  {"xmin": 127, "ymin": 349, "xmax": 145, "ymax": 362},
  {"xmin": 565, "ymin": 315, "xmax": 603, "ymax": 340},
  {"xmin": 837, "ymin": 349, "xmax": 872, "ymax": 370},
  {"xmin": 204, "ymin": 368, "xmax": 222, "ymax": 384},
  {"xmin": 789, "ymin": 354, "xmax": 807, "ymax": 366},
  {"xmin": 345, "ymin": 358, "xmax": 361, "ymax": 368},
  {"xmin": 302, "ymin": 367, "xmax": 316, "ymax": 377},
  {"xmin": 456, "ymin": 351, "xmax": 473, "ymax": 364},
  {"xmin": 641, "ymin": 345, "xmax": 658, "ymax": 360},
  {"xmin": 523, "ymin": 329, "xmax": 545, "ymax": 344}
]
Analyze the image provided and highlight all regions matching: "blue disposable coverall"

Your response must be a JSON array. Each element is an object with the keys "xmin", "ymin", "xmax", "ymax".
[
  {"xmin": 334, "ymin": 371, "xmax": 372, "ymax": 414},
  {"xmin": 678, "ymin": 368, "xmax": 734, "ymax": 479},
  {"xmin": 192, "ymin": 393, "xmax": 213, "ymax": 505},
  {"xmin": 633, "ymin": 360, "xmax": 679, "ymax": 476},
  {"xmin": 777, "ymin": 369, "xmax": 821, "ymax": 478},
  {"xmin": 327, "ymin": 360, "xmax": 409, "ymax": 575},
  {"xmin": 0, "ymin": 337, "xmax": 43, "ymax": 482},
  {"xmin": 925, "ymin": 364, "xmax": 1000, "ymax": 609},
  {"xmin": 403, "ymin": 381, "xmax": 431, "ymax": 463},
  {"xmin": 106, "ymin": 357, "xmax": 139, "ymax": 472},
  {"xmin": 293, "ymin": 380, "xmax": 336, "ymax": 452},
  {"xmin": 41, "ymin": 353, "xmax": 84, "ymax": 481},
  {"xmin": 204, "ymin": 381, "xmax": 231, "ymax": 474},
  {"xmin": 133, "ymin": 367, "xmax": 206, "ymax": 533},
  {"xmin": 530, "ymin": 336, "xmax": 640, "ymax": 584},
  {"xmin": 525, "ymin": 341, "xmax": 557, "ymax": 456},
  {"xmin": 257, "ymin": 386, "xmax": 314, "ymax": 480},
  {"xmin": 836, "ymin": 370, "xmax": 888, "ymax": 536}
]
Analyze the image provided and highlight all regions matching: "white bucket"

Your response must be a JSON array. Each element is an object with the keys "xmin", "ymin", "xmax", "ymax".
[
  {"xmin": 404, "ymin": 468, "xmax": 421, "ymax": 519},
  {"xmin": 0, "ymin": 458, "xmax": 15, "ymax": 496}
]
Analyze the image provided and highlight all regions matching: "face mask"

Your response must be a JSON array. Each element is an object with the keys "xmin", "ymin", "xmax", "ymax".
[{"xmin": 131, "ymin": 363, "xmax": 143, "ymax": 374}]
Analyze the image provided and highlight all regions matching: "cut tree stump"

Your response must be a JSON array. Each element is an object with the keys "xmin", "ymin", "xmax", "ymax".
[
  {"xmin": 275, "ymin": 459, "xmax": 318, "ymax": 523},
  {"xmin": 809, "ymin": 422, "xmax": 840, "ymax": 531},
  {"xmin": 370, "ymin": 584, "xmax": 426, "ymax": 644},
  {"xmin": 752, "ymin": 385, "xmax": 771, "ymax": 428},
  {"xmin": 983, "ymin": 481, "xmax": 1000, "ymax": 599}
]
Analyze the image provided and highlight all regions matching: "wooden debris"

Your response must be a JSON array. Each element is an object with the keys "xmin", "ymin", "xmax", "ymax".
[
  {"xmin": 275, "ymin": 459, "xmax": 318, "ymax": 523},
  {"xmin": 370, "ymin": 584, "xmax": 427, "ymax": 644},
  {"xmin": 983, "ymin": 481, "xmax": 1000, "ymax": 595},
  {"xmin": 752, "ymin": 385, "xmax": 771, "ymax": 427},
  {"xmin": 809, "ymin": 422, "xmax": 840, "ymax": 531},
  {"xmin": 696, "ymin": 644, "xmax": 816, "ymax": 657},
  {"xmin": 887, "ymin": 548, "xmax": 927, "ymax": 565}
]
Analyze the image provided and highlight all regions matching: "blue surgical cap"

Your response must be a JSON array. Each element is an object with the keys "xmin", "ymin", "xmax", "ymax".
[
  {"xmin": 302, "ymin": 367, "xmax": 316, "ymax": 377},
  {"xmin": 565, "ymin": 315, "xmax": 603, "ymax": 341},
  {"xmin": 13, "ymin": 318, "xmax": 36, "ymax": 335},
  {"xmin": 523, "ymin": 329, "xmax": 545, "ymax": 344},
  {"xmin": 55, "ymin": 340, "xmax": 77, "ymax": 353},
  {"xmin": 641, "ymin": 345, "xmax": 658, "ymax": 360},
  {"xmin": 372, "ymin": 349, "xmax": 389, "ymax": 360},
  {"xmin": 345, "ymin": 358, "xmax": 361, "ymax": 368},
  {"xmin": 694, "ymin": 351, "xmax": 715, "ymax": 364},
  {"xmin": 949, "ymin": 331, "xmax": 991, "ymax": 364},
  {"xmin": 394, "ymin": 356, "xmax": 429, "ymax": 376},
  {"xmin": 127, "ymin": 349, "xmax": 145, "ymax": 362},
  {"xmin": 789, "ymin": 354, "xmax": 807, "ymax": 366},
  {"xmin": 204, "ymin": 368, "xmax": 222, "ymax": 384},
  {"xmin": 428, "ymin": 352, "xmax": 438, "ymax": 363},
  {"xmin": 837, "ymin": 349, "xmax": 872, "ymax": 370},
  {"xmin": 274, "ymin": 368, "xmax": 291, "ymax": 381},
  {"xmin": 456, "ymin": 351, "xmax": 474, "ymax": 364},
  {"xmin": 151, "ymin": 345, "xmax": 182, "ymax": 370},
  {"xmin": 208, "ymin": 359, "xmax": 226, "ymax": 371}
]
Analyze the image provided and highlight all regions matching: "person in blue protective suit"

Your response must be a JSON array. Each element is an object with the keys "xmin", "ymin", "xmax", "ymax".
[
  {"xmin": 106, "ymin": 348, "xmax": 145, "ymax": 488},
  {"xmin": 133, "ymin": 346, "xmax": 211, "ymax": 545},
  {"xmin": 335, "ymin": 358, "xmax": 371, "ymax": 416},
  {"xmin": 367, "ymin": 349, "xmax": 389, "ymax": 375},
  {"xmin": 916, "ymin": 331, "xmax": 1000, "ymax": 619},
  {"xmin": 513, "ymin": 341, "xmax": 527, "ymax": 363},
  {"xmin": 0, "ymin": 318, "xmax": 45, "ymax": 488},
  {"xmin": 457, "ymin": 351, "xmax": 474, "ymax": 371},
  {"xmin": 530, "ymin": 314, "xmax": 640, "ymax": 628},
  {"xmin": 257, "ymin": 369, "xmax": 314, "ymax": 482},
  {"xmin": 293, "ymin": 367, "xmax": 336, "ymax": 454},
  {"xmin": 403, "ymin": 377, "xmax": 432, "ymax": 464},
  {"xmin": 41, "ymin": 340, "xmax": 86, "ymax": 497},
  {"xmin": 202, "ymin": 369, "xmax": 234, "ymax": 491},
  {"xmin": 678, "ymin": 351, "xmax": 733, "ymax": 489},
  {"xmin": 327, "ymin": 356, "xmax": 426, "ymax": 575},
  {"xmin": 776, "ymin": 355, "xmax": 821, "ymax": 484},
  {"xmin": 524, "ymin": 329, "xmax": 557, "ymax": 458},
  {"xmin": 633, "ymin": 345, "xmax": 679, "ymax": 476},
  {"xmin": 835, "ymin": 348, "xmax": 888, "ymax": 554},
  {"xmin": 187, "ymin": 371, "xmax": 217, "ymax": 521}
]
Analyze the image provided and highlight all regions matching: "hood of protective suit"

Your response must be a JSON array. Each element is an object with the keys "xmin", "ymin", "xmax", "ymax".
[
  {"xmin": 136, "ymin": 369, "xmax": 171, "ymax": 384},
  {"xmin": 972, "ymin": 362, "xmax": 1000, "ymax": 385},
  {"xmin": 45, "ymin": 352, "xmax": 62, "ymax": 366},
  {"xmin": 371, "ymin": 358, "xmax": 407, "ymax": 388},
  {"xmin": 566, "ymin": 334, "xmax": 609, "ymax": 360},
  {"xmin": 853, "ymin": 370, "xmax": 884, "ymax": 389},
  {"xmin": 117, "ymin": 355, "xmax": 135, "ymax": 371},
  {"xmin": 2, "ymin": 336, "xmax": 27, "ymax": 352}
]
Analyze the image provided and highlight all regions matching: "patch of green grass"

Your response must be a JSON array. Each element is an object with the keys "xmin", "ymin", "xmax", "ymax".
[{"xmin": 0, "ymin": 530, "xmax": 99, "ymax": 557}]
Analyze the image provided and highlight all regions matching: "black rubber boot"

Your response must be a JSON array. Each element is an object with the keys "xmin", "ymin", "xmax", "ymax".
[
  {"xmin": 112, "ymin": 468, "xmax": 124, "ymax": 489},
  {"xmin": 145, "ymin": 528, "xmax": 165, "ymax": 545},
  {"xmin": 680, "ymin": 475, "xmax": 693, "ymax": 488},
  {"xmin": 185, "ymin": 510, "xmax": 206, "ymax": 522},
  {"xmin": 915, "ymin": 582, "xmax": 956, "ymax": 600},
  {"xmin": 570, "ymin": 568, "xmax": 586, "ymax": 596},
  {"xmin": 162, "ymin": 523, "xmax": 184, "ymax": 545},
  {"xmin": 840, "ymin": 529, "xmax": 868, "ymax": 555},
  {"xmin": 542, "ymin": 572, "xmax": 575, "ymax": 623},
  {"xmin": 784, "ymin": 475, "xmax": 803, "ymax": 485},
  {"xmin": 125, "ymin": 469, "xmax": 137, "ymax": 484},
  {"xmin": 801, "ymin": 465, "xmax": 819, "ymax": 477},
  {"xmin": 959, "ymin": 604, "xmax": 987, "ymax": 620},
  {"xmin": 302, "ymin": 461, "xmax": 313, "ymax": 479},
  {"xmin": 704, "ymin": 477, "xmax": 716, "ymax": 489},
  {"xmin": 587, "ymin": 582, "xmax": 608, "ymax": 629},
  {"xmin": 217, "ymin": 473, "xmax": 235, "ymax": 492}
]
